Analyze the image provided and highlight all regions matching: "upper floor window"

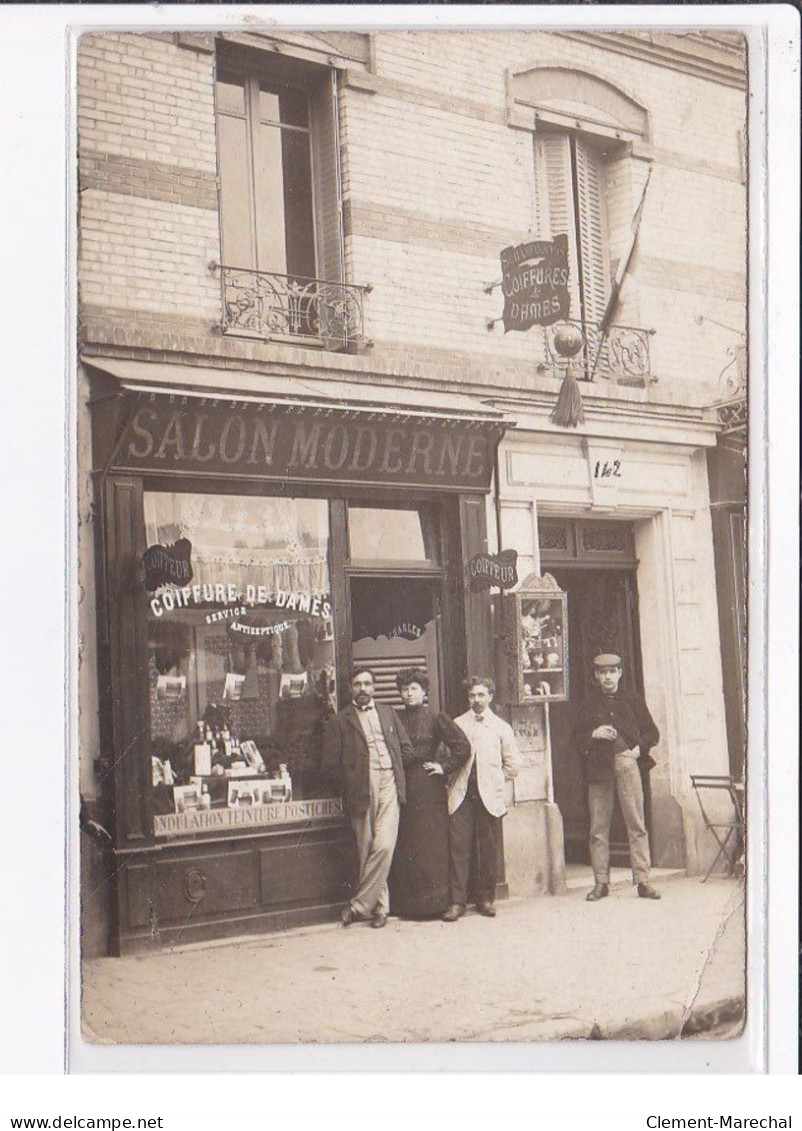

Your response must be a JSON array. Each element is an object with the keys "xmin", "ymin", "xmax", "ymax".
[
  {"xmin": 215, "ymin": 44, "xmax": 367, "ymax": 348},
  {"xmin": 511, "ymin": 67, "xmax": 650, "ymax": 334},
  {"xmin": 216, "ymin": 53, "xmax": 319, "ymax": 280}
]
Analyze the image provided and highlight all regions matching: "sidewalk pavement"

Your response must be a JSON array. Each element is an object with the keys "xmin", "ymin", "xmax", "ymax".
[{"xmin": 81, "ymin": 873, "xmax": 744, "ymax": 1045}]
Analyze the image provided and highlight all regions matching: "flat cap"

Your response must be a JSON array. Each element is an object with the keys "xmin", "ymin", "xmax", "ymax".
[{"xmin": 593, "ymin": 653, "xmax": 622, "ymax": 669}]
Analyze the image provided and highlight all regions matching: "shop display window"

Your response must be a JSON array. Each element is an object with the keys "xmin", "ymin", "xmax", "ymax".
[
  {"xmin": 143, "ymin": 492, "xmax": 339, "ymax": 835},
  {"xmin": 503, "ymin": 581, "xmax": 569, "ymax": 704}
]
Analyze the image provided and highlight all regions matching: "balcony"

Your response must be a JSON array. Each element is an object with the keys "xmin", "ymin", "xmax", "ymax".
[
  {"xmin": 218, "ymin": 265, "xmax": 371, "ymax": 351},
  {"xmin": 712, "ymin": 342, "xmax": 747, "ymax": 436},
  {"xmin": 542, "ymin": 320, "xmax": 654, "ymax": 385}
]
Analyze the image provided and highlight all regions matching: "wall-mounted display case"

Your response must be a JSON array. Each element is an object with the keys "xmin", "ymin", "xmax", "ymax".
[{"xmin": 503, "ymin": 577, "xmax": 569, "ymax": 704}]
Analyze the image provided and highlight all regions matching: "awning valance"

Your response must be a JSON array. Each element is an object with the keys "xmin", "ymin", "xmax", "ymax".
[{"xmin": 84, "ymin": 356, "xmax": 511, "ymax": 493}]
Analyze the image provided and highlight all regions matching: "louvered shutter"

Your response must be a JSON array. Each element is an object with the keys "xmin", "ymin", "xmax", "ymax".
[
  {"xmin": 215, "ymin": 68, "xmax": 257, "ymax": 270},
  {"xmin": 533, "ymin": 133, "xmax": 581, "ymax": 318},
  {"xmin": 359, "ymin": 656, "xmax": 430, "ymax": 708},
  {"xmin": 573, "ymin": 139, "xmax": 611, "ymax": 326},
  {"xmin": 309, "ymin": 69, "xmax": 345, "ymax": 285}
]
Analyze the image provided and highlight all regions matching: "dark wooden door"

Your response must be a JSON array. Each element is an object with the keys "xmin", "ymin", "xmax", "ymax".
[{"xmin": 548, "ymin": 568, "xmax": 649, "ymax": 866}]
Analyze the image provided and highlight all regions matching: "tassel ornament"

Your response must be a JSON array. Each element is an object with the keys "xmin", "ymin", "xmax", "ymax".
[{"xmin": 550, "ymin": 362, "xmax": 585, "ymax": 428}]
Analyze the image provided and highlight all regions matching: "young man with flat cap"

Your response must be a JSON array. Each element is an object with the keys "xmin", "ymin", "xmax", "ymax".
[
  {"xmin": 322, "ymin": 665, "xmax": 412, "ymax": 929},
  {"xmin": 574, "ymin": 653, "xmax": 661, "ymax": 902}
]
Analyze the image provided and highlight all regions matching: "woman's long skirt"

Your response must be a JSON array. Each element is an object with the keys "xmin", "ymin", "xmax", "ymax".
[{"xmin": 389, "ymin": 764, "xmax": 450, "ymax": 917}]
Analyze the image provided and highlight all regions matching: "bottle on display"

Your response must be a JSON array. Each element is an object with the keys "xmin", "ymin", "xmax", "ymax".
[
  {"xmin": 193, "ymin": 719, "xmax": 211, "ymax": 775},
  {"xmin": 193, "ymin": 740, "xmax": 212, "ymax": 777},
  {"xmin": 279, "ymin": 763, "xmax": 293, "ymax": 802}
]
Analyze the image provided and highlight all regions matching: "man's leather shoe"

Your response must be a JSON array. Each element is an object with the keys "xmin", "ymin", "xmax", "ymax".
[
  {"xmin": 371, "ymin": 912, "xmax": 388, "ymax": 929},
  {"xmin": 341, "ymin": 903, "xmax": 359, "ymax": 927},
  {"xmin": 586, "ymin": 883, "xmax": 610, "ymax": 902},
  {"xmin": 476, "ymin": 901, "xmax": 496, "ymax": 917},
  {"xmin": 637, "ymin": 882, "xmax": 661, "ymax": 900},
  {"xmin": 442, "ymin": 903, "xmax": 465, "ymax": 922}
]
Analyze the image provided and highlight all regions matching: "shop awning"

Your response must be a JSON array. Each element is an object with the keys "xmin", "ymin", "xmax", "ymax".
[
  {"xmin": 83, "ymin": 356, "xmax": 510, "ymax": 425},
  {"xmin": 84, "ymin": 356, "xmax": 512, "ymax": 493}
]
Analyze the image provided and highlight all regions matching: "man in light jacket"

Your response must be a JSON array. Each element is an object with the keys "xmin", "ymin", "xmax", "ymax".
[{"xmin": 443, "ymin": 676, "xmax": 522, "ymax": 921}]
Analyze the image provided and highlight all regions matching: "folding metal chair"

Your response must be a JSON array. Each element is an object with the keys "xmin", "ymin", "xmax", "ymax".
[{"xmin": 689, "ymin": 774, "xmax": 745, "ymax": 882}]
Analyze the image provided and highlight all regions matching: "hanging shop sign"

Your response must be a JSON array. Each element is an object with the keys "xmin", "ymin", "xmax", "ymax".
[
  {"xmin": 500, "ymin": 235, "xmax": 571, "ymax": 332},
  {"xmin": 142, "ymin": 539, "xmax": 193, "ymax": 592},
  {"xmin": 466, "ymin": 549, "xmax": 519, "ymax": 592},
  {"xmin": 113, "ymin": 393, "xmax": 500, "ymax": 491}
]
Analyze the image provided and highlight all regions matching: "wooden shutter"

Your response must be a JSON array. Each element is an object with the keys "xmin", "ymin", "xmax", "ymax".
[
  {"xmin": 535, "ymin": 133, "xmax": 572, "ymax": 239},
  {"xmin": 103, "ymin": 475, "xmax": 153, "ymax": 847},
  {"xmin": 573, "ymin": 138, "xmax": 611, "ymax": 326},
  {"xmin": 361, "ymin": 656, "xmax": 429, "ymax": 708},
  {"xmin": 459, "ymin": 494, "xmax": 494, "ymax": 680},
  {"xmin": 310, "ymin": 69, "xmax": 344, "ymax": 284},
  {"xmin": 215, "ymin": 70, "xmax": 257, "ymax": 270},
  {"xmin": 533, "ymin": 133, "xmax": 581, "ymax": 318}
]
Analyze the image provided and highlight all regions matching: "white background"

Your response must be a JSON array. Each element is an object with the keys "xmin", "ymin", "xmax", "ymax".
[{"xmin": 0, "ymin": 0, "xmax": 798, "ymax": 1114}]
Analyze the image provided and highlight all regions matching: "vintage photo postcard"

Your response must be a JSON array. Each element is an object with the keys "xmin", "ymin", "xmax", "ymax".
[{"xmin": 74, "ymin": 16, "xmax": 754, "ymax": 1058}]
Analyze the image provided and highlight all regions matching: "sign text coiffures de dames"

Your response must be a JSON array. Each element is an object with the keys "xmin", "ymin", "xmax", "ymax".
[{"xmin": 118, "ymin": 397, "xmax": 499, "ymax": 490}]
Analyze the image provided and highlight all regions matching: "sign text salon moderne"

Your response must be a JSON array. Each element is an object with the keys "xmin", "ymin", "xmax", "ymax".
[{"xmin": 115, "ymin": 394, "xmax": 502, "ymax": 491}]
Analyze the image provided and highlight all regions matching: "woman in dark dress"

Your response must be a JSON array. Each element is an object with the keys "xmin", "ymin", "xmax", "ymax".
[{"xmin": 389, "ymin": 669, "xmax": 471, "ymax": 918}]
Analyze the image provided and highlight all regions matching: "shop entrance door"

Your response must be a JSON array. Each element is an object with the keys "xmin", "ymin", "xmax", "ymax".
[
  {"xmin": 349, "ymin": 576, "xmax": 445, "ymax": 710},
  {"xmin": 333, "ymin": 498, "xmax": 462, "ymax": 715},
  {"xmin": 547, "ymin": 566, "xmax": 649, "ymax": 867}
]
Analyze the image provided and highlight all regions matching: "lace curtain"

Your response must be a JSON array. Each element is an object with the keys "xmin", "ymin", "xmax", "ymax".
[{"xmin": 143, "ymin": 492, "xmax": 331, "ymax": 596}]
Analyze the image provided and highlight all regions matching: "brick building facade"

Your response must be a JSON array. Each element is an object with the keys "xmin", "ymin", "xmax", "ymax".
[{"xmin": 77, "ymin": 28, "xmax": 747, "ymax": 955}]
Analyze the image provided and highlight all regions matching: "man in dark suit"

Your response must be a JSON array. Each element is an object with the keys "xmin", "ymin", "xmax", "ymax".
[
  {"xmin": 322, "ymin": 666, "xmax": 411, "ymax": 929},
  {"xmin": 574, "ymin": 653, "xmax": 661, "ymax": 903}
]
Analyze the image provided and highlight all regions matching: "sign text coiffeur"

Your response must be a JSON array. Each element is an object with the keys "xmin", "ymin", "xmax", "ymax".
[
  {"xmin": 467, "ymin": 549, "xmax": 519, "ymax": 592},
  {"xmin": 117, "ymin": 396, "xmax": 498, "ymax": 490}
]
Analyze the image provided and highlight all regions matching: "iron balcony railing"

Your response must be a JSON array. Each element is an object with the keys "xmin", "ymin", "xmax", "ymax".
[
  {"xmin": 712, "ymin": 340, "xmax": 746, "ymax": 435},
  {"xmin": 543, "ymin": 319, "xmax": 654, "ymax": 385},
  {"xmin": 218, "ymin": 265, "xmax": 371, "ymax": 350}
]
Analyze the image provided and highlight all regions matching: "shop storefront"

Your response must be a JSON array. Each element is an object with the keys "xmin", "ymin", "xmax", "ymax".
[{"xmin": 85, "ymin": 358, "xmax": 508, "ymax": 954}]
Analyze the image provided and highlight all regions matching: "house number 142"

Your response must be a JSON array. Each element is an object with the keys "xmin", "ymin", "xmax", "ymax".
[{"xmin": 594, "ymin": 459, "xmax": 622, "ymax": 479}]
